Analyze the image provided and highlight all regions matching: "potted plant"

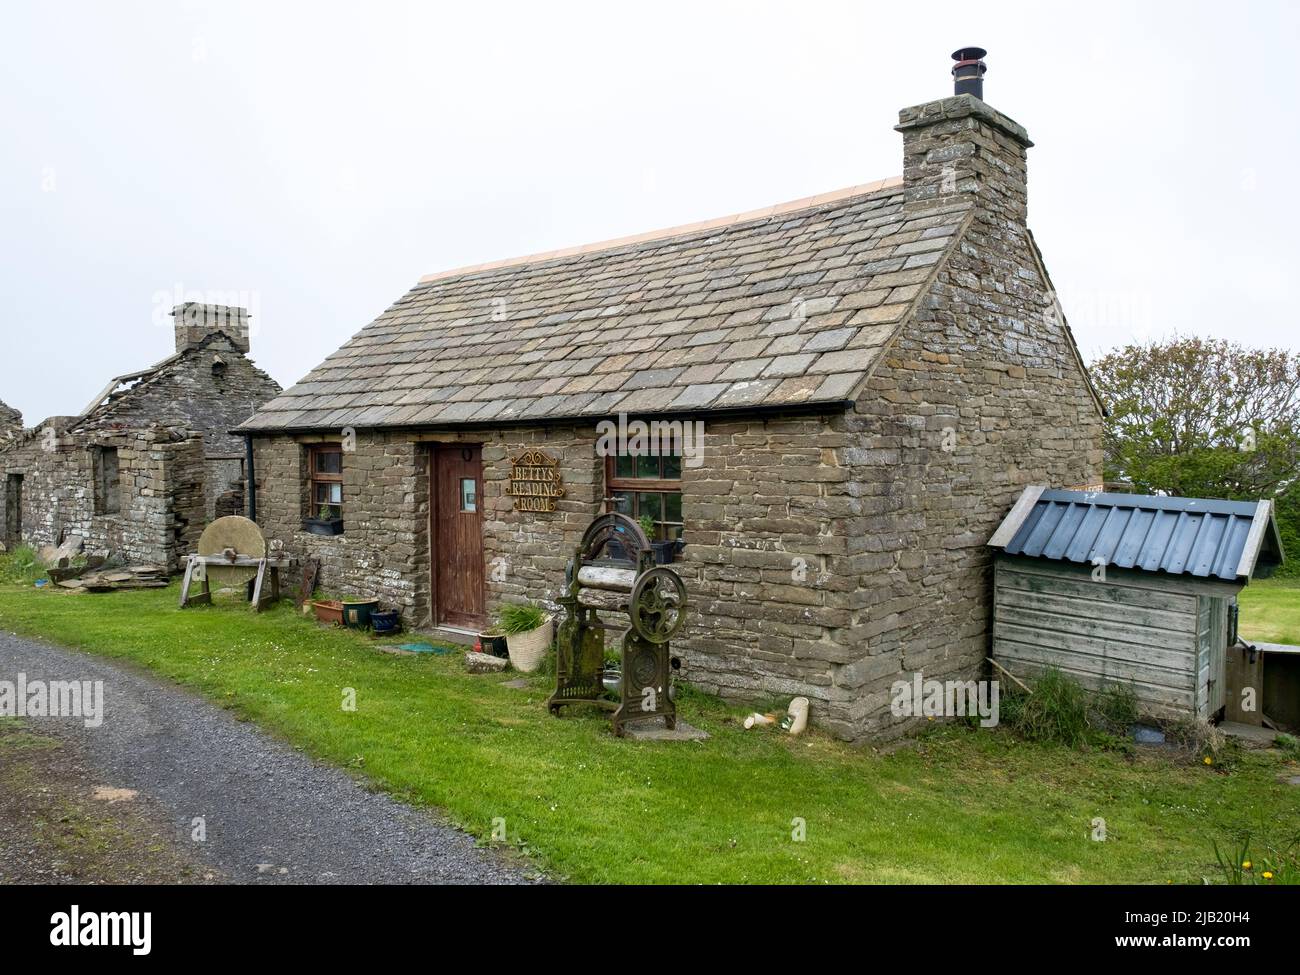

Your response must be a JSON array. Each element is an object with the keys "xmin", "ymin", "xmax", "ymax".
[
  {"xmin": 497, "ymin": 600, "xmax": 553, "ymax": 673},
  {"xmin": 475, "ymin": 626, "xmax": 509, "ymax": 659},
  {"xmin": 304, "ymin": 503, "xmax": 344, "ymax": 536},
  {"xmin": 640, "ymin": 515, "xmax": 679, "ymax": 564}
]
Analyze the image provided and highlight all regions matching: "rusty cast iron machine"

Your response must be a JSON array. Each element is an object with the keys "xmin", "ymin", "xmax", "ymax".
[{"xmin": 548, "ymin": 513, "xmax": 687, "ymax": 736}]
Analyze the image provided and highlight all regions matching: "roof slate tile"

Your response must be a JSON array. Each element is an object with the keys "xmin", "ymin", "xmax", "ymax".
[{"xmin": 239, "ymin": 184, "xmax": 967, "ymax": 431}]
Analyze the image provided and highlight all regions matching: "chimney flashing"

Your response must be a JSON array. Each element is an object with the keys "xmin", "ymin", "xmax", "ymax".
[{"xmin": 895, "ymin": 94, "xmax": 1033, "ymax": 149}]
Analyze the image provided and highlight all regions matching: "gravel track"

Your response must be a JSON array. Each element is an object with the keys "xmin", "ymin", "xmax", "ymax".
[{"xmin": 0, "ymin": 632, "xmax": 534, "ymax": 884}]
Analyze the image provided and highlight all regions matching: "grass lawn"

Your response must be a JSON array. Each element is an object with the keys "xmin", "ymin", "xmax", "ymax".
[
  {"xmin": 1238, "ymin": 576, "xmax": 1300, "ymax": 645},
  {"xmin": 1, "ymin": 581, "xmax": 1297, "ymax": 884}
]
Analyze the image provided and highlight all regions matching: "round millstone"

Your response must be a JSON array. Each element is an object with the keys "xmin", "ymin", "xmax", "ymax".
[{"xmin": 196, "ymin": 515, "xmax": 267, "ymax": 587}]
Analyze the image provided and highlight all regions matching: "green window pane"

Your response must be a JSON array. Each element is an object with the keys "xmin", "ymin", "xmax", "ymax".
[
  {"xmin": 636, "ymin": 453, "xmax": 660, "ymax": 478},
  {"xmin": 615, "ymin": 455, "xmax": 635, "ymax": 478},
  {"xmin": 664, "ymin": 492, "xmax": 682, "ymax": 524},
  {"xmin": 638, "ymin": 492, "xmax": 663, "ymax": 521},
  {"xmin": 663, "ymin": 454, "xmax": 682, "ymax": 479}
]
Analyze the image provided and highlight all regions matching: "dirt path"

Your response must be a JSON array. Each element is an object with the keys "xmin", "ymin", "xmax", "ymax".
[{"xmin": 0, "ymin": 632, "xmax": 533, "ymax": 884}]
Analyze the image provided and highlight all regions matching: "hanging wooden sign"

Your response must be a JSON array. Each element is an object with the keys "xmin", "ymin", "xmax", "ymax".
[{"xmin": 507, "ymin": 449, "xmax": 565, "ymax": 513}]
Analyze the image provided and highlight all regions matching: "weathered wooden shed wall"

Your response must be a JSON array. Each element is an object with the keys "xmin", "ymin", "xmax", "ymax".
[{"xmin": 992, "ymin": 555, "xmax": 1240, "ymax": 719}]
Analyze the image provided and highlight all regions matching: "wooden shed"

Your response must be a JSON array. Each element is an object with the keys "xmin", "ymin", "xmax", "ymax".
[{"xmin": 987, "ymin": 487, "xmax": 1284, "ymax": 720}]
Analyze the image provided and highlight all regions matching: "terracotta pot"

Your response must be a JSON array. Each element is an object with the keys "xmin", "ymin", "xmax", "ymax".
[
  {"xmin": 505, "ymin": 616, "xmax": 554, "ymax": 673},
  {"xmin": 312, "ymin": 599, "xmax": 344, "ymax": 625}
]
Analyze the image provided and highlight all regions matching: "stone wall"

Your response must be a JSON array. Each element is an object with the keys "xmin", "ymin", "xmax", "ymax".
[
  {"xmin": 251, "ymin": 426, "xmax": 605, "ymax": 616},
  {"xmin": 205, "ymin": 455, "xmax": 246, "ymax": 520},
  {"xmin": 253, "ymin": 433, "xmax": 429, "ymax": 612},
  {"xmin": 0, "ymin": 424, "xmax": 206, "ymax": 569},
  {"xmin": 81, "ymin": 334, "xmax": 280, "ymax": 461}
]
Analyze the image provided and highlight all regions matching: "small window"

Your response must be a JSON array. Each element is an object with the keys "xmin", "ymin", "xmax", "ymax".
[
  {"xmin": 605, "ymin": 441, "xmax": 682, "ymax": 542},
  {"xmin": 93, "ymin": 447, "xmax": 120, "ymax": 515},
  {"xmin": 308, "ymin": 444, "xmax": 343, "ymax": 520},
  {"xmin": 460, "ymin": 477, "xmax": 477, "ymax": 512}
]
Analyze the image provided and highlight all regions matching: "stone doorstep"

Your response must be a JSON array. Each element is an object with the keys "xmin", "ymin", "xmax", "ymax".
[
  {"xmin": 620, "ymin": 717, "xmax": 710, "ymax": 742},
  {"xmin": 1219, "ymin": 721, "xmax": 1283, "ymax": 749}
]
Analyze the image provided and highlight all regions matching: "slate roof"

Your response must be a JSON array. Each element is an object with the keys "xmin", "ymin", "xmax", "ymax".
[
  {"xmin": 238, "ymin": 178, "xmax": 973, "ymax": 432},
  {"xmin": 988, "ymin": 487, "xmax": 1285, "ymax": 582}
]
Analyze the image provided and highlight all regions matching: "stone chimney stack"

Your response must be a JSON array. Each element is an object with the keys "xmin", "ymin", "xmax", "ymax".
[
  {"xmin": 171, "ymin": 303, "xmax": 251, "ymax": 354},
  {"xmin": 894, "ymin": 48, "xmax": 1033, "ymax": 233}
]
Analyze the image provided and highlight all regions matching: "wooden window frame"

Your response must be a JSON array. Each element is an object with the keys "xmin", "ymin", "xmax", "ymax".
[
  {"xmin": 307, "ymin": 443, "xmax": 344, "ymax": 521},
  {"xmin": 604, "ymin": 452, "xmax": 683, "ymax": 542}
]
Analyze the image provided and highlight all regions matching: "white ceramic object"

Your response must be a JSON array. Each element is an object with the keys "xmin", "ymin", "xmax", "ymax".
[{"xmin": 785, "ymin": 696, "xmax": 810, "ymax": 735}]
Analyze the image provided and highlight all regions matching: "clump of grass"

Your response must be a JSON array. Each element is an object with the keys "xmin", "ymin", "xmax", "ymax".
[
  {"xmin": 1001, "ymin": 668, "xmax": 1091, "ymax": 748},
  {"xmin": 1212, "ymin": 830, "xmax": 1300, "ymax": 885},
  {"xmin": 1094, "ymin": 683, "xmax": 1139, "ymax": 732},
  {"xmin": 0, "ymin": 545, "xmax": 43, "ymax": 584},
  {"xmin": 1274, "ymin": 732, "xmax": 1300, "ymax": 756},
  {"xmin": 497, "ymin": 600, "xmax": 548, "ymax": 634}
]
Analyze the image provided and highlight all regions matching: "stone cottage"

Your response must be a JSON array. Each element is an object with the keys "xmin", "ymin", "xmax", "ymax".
[
  {"xmin": 236, "ymin": 53, "xmax": 1105, "ymax": 740},
  {"xmin": 0, "ymin": 303, "xmax": 281, "ymax": 568}
]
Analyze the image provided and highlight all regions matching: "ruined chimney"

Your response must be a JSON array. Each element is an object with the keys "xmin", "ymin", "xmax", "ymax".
[
  {"xmin": 171, "ymin": 303, "xmax": 250, "ymax": 354},
  {"xmin": 894, "ymin": 47, "xmax": 1033, "ymax": 228}
]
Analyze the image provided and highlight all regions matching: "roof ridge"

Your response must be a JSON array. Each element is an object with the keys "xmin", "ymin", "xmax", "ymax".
[{"xmin": 417, "ymin": 177, "xmax": 904, "ymax": 285}]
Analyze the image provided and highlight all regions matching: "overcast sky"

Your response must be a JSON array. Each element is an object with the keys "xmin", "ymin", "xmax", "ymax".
[{"xmin": 2, "ymin": 0, "xmax": 1296, "ymax": 425}]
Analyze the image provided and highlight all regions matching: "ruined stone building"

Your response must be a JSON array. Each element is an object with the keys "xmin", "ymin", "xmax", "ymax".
[
  {"xmin": 235, "ymin": 55, "xmax": 1105, "ymax": 740},
  {"xmin": 0, "ymin": 303, "xmax": 281, "ymax": 568},
  {"xmin": 0, "ymin": 400, "xmax": 22, "ymax": 442}
]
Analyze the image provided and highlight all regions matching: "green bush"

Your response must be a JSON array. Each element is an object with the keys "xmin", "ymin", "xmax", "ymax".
[
  {"xmin": 0, "ymin": 545, "xmax": 42, "ymax": 584},
  {"xmin": 497, "ymin": 600, "xmax": 547, "ymax": 635}
]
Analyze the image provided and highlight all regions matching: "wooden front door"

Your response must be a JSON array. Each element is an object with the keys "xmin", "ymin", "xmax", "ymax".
[{"xmin": 432, "ymin": 445, "xmax": 485, "ymax": 628}]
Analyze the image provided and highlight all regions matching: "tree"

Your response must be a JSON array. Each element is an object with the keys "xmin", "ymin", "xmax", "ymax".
[{"xmin": 1090, "ymin": 337, "xmax": 1300, "ymax": 572}]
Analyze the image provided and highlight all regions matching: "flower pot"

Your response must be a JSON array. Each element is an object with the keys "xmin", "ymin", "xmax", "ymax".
[
  {"xmin": 343, "ymin": 598, "xmax": 379, "ymax": 629},
  {"xmin": 651, "ymin": 540, "xmax": 678, "ymax": 564},
  {"xmin": 312, "ymin": 599, "xmax": 344, "ymax": 625},
  {"xmin": 477, "ymin": 629, "xmax": 509, "ymax": 659},
  {"xmin": 303, "ymin": 517, "xmax": 344, "ymax": 536},
  {"xmin": 505, "ymin": 615, "xmax": 554, "ymax": 673},
  {"xmin": 370, "ymin": 610, "xmax": 401, "ymax": 635}
]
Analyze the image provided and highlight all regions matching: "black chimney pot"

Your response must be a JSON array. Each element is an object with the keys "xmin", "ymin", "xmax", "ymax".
[{"xmin": 951, "ymin": 47, "xmax": 987, "ymax": 99}]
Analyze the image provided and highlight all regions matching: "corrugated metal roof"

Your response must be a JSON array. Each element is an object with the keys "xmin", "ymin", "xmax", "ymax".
[{"xmin": 989, "ymin": 488, "xmax": 1283, "ymax": 581}]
